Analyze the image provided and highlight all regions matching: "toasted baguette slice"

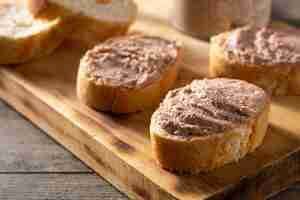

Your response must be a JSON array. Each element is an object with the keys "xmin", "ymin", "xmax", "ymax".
[
  {"xmin": 0, "ymin": 3, "xmax": 68, "ymax": 64},
  {"xmin": 77, "ymin": 35, "xmax": 181, "ymax": 113},
  {"xmin": 210, "ymin": 26, "xmax": 300, "ymax": 96},
  {"xmin": 150, "ymin": 79, "xmax": 270, "ymax": 174},
  {"xmin": 31, "ymin": 0, "xmax": 138, "ymax": 48}
]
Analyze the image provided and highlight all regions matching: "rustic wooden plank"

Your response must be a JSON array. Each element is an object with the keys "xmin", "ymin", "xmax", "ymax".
[
  {"xmin": 0, "ymin": 174, "xmax": 127, "ymax": 200},
  {"xmin": 0, "ymin": 100, "xmax": 91, "ymax": 173},
  {"xmin": 0, "ymin": 0, "xmax": 300, "ymax": 200},
  {"xmin": 0, "ymin": 74, "xmax": 178, "ymax": 200},
  {"xmin": 0, "ymin": 101, "xmax": 299, "ymax": 200}
]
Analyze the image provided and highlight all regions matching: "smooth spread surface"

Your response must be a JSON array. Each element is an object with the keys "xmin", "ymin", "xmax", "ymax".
[
  {"xmin": 81, "ymin": 35, "xmax": 179, "ymax": 88},
  {"xmin": 152, "ymin": 78, "xmax": 268, "ymax": 136},
  {"xmin": 0, "ymin": 3, "xmax": 58, "ymax": 38},
  {"xmin": 219, "ymin": 26, "xmax": 300, "ymax": 65}
]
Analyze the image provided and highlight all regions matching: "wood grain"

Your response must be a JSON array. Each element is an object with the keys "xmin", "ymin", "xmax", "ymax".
[
  {"xmin": 0, "ymin": 174, "xmax": 126, "ymax": 200},
  {"xmin": 0, "ymin": 1, "xmax": 300, "ymax": 200},
  {"xmin": 1, "ymin": 100, "xmax": 300, "ymax": 200},
  {"xmin": 0, "ymin": 100, "xmax": 91, "ymax": 173}
]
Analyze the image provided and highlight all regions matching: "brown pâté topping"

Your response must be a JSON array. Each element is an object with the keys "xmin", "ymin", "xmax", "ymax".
[
  {"xmin": 222, "ymin": 26, "xmax": 300, "ymax": 65},
  {"xmin": 80, "ymin": 35, "xmax": 180, "ymax": 88},
  {"xmin": 152, "ymin": 78, "xmax": 269, "ymax": 137}
]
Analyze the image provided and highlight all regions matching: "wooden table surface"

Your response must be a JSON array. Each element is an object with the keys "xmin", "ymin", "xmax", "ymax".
[{"xmin": 0, "ymin": 99, "xmax": 299, "ymax": 199}]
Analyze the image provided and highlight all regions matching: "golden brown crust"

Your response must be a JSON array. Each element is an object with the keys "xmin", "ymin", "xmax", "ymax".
[
  {"xmin": 150, "ymin": 103, "xmax": 270, "ymax": 174},
  {"xmin": 210, "ymin": 32, "xmax": 300, "ymax": 96},
  {"xmin": 0, "ymin": 25, "xmax": 63, "ymax": 64},
  {"xmin": 0, "ymin": 4, "xmax": 69, "ymax": 65},
  {"xmin": 77, "ymin": 58, "xmax": 179, "ymax": 113},
  {"xmin": 77, "ymin": 36, "xmax": 182, "ymax": 113},
  {"xmin": 38, "ymin": 1, "xmax": 137, "ymax": 48},
  {"xmin": 67, "ymin": 14, "xmax": 134, "ymax": 48}
]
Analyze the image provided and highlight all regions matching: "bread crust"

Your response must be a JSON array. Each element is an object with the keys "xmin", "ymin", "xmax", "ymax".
[
  {"xmin": 77, "ymin": 40, "xmax": 181, "ymax": 114},
  {"xmin": 150, "ymin": 102, "xmax": 270, "ymax": 174},
  {"xmin": 210, "ymin": 33, "xmax": 300, "ymax": 96},
  {"xmin": 39, "ymin": 1, "xmax": 137, "ymax": 48},
  {"xmin": 68, "ymin": 18, "xmax": 132, "ymax": 48},
  {"xmin": 0, "ymin": 4, "xmax": 68, "ymax": 65}
]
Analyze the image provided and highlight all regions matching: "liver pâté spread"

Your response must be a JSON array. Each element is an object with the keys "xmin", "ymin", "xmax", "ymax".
[
  {"xmin": 222, "ymin": 26, "xmax": 300, "ymax": 65},
  {"xmin": 80, "ymin": 35, "xmax": 179, "ymax": 88},
  {"xmin": 151, "ymin": 78, "xmax": 269, "ymax": 137}
]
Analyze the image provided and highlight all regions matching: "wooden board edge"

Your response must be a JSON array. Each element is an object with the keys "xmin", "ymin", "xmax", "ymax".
[
  {"xmin": 0, "ymin": 69, "xmax": 178, "ymax": 200},
  {"xmin": 1, "ymin": 67, "xmax": 300, "ymax": 200},
  {"xmin": 213, "ymin": 149, "xmax": 300, "ymax": 200}
]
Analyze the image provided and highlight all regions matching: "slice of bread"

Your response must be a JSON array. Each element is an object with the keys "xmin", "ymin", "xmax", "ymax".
[
  {"xmin": 77, "ymin": 35, "xmax": 181, "ymax": 113},
  {"xmin": 150, "ymin": 78, "xmax": 270, "ymax": 173},
  {"xmin": 32, "ymin": 0, "xmax": 138, "ymax": 47},
  {"xmin": 210, "ymin": 26, "xmax": 300, "ymax": 96},
  {"xmin": 0, "ymin": 3, "xmax": 68, "ymax": 64}
]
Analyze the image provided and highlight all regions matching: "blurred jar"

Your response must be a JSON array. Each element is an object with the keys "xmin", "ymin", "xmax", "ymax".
[{"xmin": 171, "ymin": 0, "xmax": 272, "ymax": 39}]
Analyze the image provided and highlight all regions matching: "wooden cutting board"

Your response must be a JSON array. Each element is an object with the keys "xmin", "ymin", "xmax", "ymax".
[{"xmin": 1, "ymin": 1, "xmax": 300, "ymax": 199}]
